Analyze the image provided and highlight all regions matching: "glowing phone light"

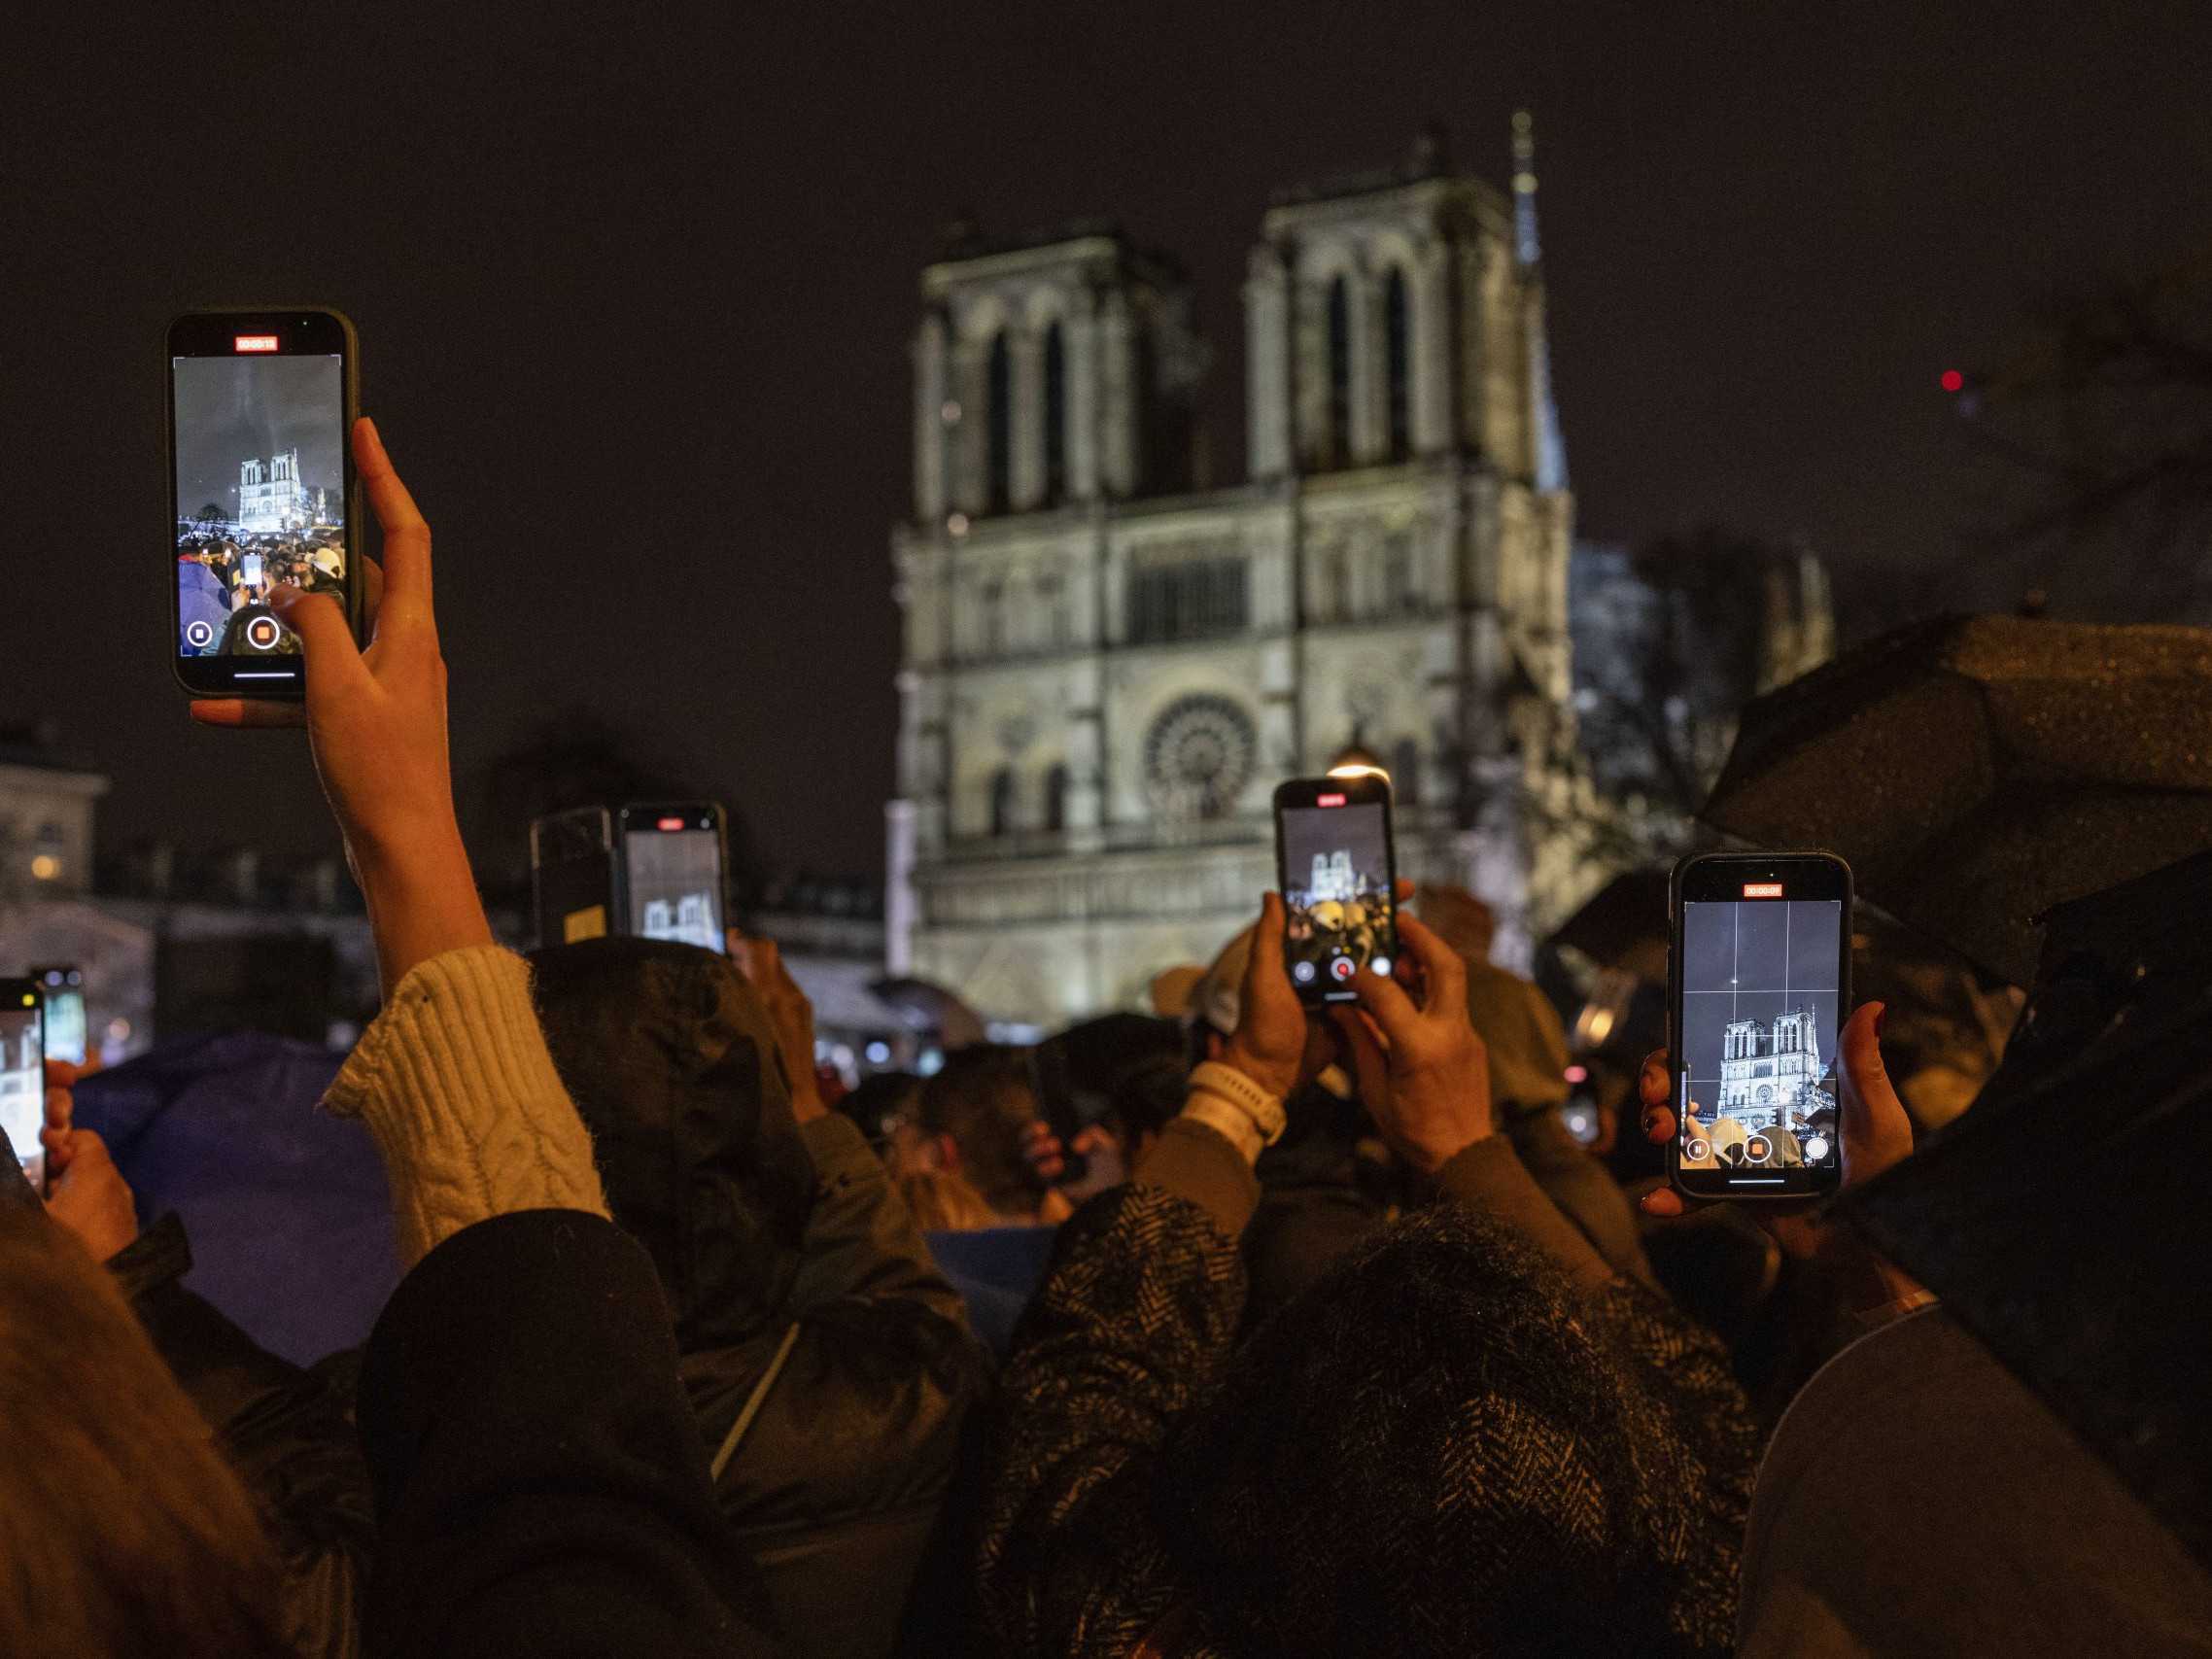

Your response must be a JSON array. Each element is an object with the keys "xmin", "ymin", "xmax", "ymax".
[
  {"xmin": 655, "ymin": 816, "xmax": 686, "ymax": 831},
  {"xmin": 1316, "ymin": 793, "xmax": 1347, "ymax": 808},
  {"xmin": 234, "ymin": 334, "xmax": 280, "ymax": 353},
  {"xmin": 1743, "ymin": 881, "xmax": 1784, "ymax": 898}
]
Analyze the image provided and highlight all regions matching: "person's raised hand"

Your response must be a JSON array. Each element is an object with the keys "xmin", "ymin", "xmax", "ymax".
[
  {"xmin": 736, "ymin": 932, "xmax": 827, "ymax": 1123},
  {"xmin": 44, "ymin": 1127, "xmax": 138, "ymax": 1262},
  {"xmin": 1638, "ymin": 1002, "xmax": 1918, "ymax": 1271},
  {"xmin": 1330, "ymin": 913, "xmax": 1490, "ymax": 1174},
  {"xmin": 1218, "ymin": 892, "xmax": 1308, "ymax": 1099},
  {"xmin": 195, "ymin": 419, "xmax": 489, "ymax": 996}
]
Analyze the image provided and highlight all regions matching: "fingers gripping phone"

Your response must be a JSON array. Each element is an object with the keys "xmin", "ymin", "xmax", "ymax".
[
  {"xmin": 0, "ymin": 982, "xmax": 47, "ymax": 1193},
  {"xmin": 1669, "ymin": 851, "xmax": 1851, "ymax": 1200},
  {"xmin": 168, "ymin": 309, "xmax": 363, "ymax": 698},
  {"xmin": 1273, "ymin": 775, "xmax": 1400, "ymax": 1006}
]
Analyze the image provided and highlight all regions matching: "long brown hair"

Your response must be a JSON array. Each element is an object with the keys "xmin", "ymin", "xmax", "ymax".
[{"xmin": 0, "ymin": 1210, "xmax": 293, "ymax": 1659}]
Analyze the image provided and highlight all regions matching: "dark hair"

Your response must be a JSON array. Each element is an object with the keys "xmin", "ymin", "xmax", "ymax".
[
  {"xmin": 0, "ymin": 1211, "xmax": 292, "ymax": 1659},
  {"xmin": 917, "ymin": 1045, "xmax": 1045, "ymax": 1216}
]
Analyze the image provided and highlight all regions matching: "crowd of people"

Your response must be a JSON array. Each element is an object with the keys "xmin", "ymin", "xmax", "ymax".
[
  {"xmin": 177, "ymin": 530, "xmax": 345, "ymax": 654},
  {"xmin": 8, "ymin": 417, "xmax": 2204, "ymax": 1658}
]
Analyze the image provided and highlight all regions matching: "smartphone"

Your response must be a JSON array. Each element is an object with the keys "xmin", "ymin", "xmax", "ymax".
[
  {"xmin": 1669, "ymin": 851, "xmax": 1851, "ymax": 1201},
  {"xmin": 28, "ymin": 967, "xmax": 85, "ymax": 1067},
  {"xmin": 0, "ymin": 982, "xmax": 46, "ymax": 1192},
  {"xmin": 531, "ymin": 803, "xmax": 729, "ymax": 953},
  {"xmin": 617, "ymin": 804, "xmax": 729, "ymax": 951},
  {"xmin": 169, "ymin": 309, "xmax": 362, "ymax": 697},
  {"xmin": 1273, "ymin": 775, "xmax": 1400, "ymax": 1005}
]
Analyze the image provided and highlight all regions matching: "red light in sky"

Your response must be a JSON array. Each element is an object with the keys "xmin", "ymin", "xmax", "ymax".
[
  {"xmin": 1940, "ymin": 369, "xmax": 1965, "ymax": 393},
  {"xmin": 1317, "ymin": 793, "xmax": 1346, "ymax": 808}
]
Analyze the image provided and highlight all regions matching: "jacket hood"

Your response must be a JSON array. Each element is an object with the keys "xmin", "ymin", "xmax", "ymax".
[{"xmin": 529, "ymin": 938, "xmax": 815, "ymax": 1351}]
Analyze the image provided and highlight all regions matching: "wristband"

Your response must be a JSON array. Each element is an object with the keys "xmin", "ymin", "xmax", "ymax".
[{"xmin": 1187, "ymin": 1061, "xmax": 1288, "ymax": 1147}]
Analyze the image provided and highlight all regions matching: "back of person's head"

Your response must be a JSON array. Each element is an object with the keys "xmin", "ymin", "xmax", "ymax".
[
  {"xmin": 0, "ymin": 1209, "xmax": 292, "ymax": 1659},
  {"xmin": 1158, "ymin": 1203, "xmax": 1741, "ymax": 1659},
  {"xmin": 529, "ymin": 936, "xmax": 817, "ymax": 1351},
  {"xmin": 839, "ymin": 1067, "xmax": 920, "ymax": 1145},
  {"xmin": 916, "ymin": 1045, "xmax": 1047, "ymax": 1220},
  {"xmin": 896, "ymin": 1166, "xmax": 1000, "ymax": 1232}
]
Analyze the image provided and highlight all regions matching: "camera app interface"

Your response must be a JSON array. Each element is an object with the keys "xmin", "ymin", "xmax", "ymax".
[
  {"xmin": 623, "ymin": 825, "xmax": 725, "ymax": 952},
  {"xmin": 1282, "ymin": 797, "xmax": 1395, "ymax": 1000},
  {"xmin": 173, "ymin": 351, "xmax": 346, "ymax": 660},
  {"xmin": 0, "ymin": 1001, "xmax": 44, "ymax": 1191},
  {"xmin": 1678, "ymin": 896, "xmax": 1843, "ymax": 1179}
]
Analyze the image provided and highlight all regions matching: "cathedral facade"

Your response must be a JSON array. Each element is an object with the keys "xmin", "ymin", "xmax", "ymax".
[
  {"xmin": 887, "ymin": 125, "xmax": 1592, "ymax": 1029},
  {"xmin": 1716, "ymin": 1009, "xmax": 1829, "ymax": 1133},
  {"xmin": 238, "ymin": 449, "xmax": 308, "ymax": 534}
]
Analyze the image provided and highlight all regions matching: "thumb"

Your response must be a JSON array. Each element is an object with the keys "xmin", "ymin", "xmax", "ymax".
[
  {"xmin": 1836, "ymin": 1001, "xmax": 1913, "ymax": 1185},
  {"xmin": 1244, "ymin": 893, "xmax": 1287, "ymax": 996},
  {"xmin": 268, "ymin": 587, "xmax": 368, "ymax": 693}
]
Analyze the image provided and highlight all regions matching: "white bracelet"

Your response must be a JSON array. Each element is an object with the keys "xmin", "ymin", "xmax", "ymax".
[{"xmin": 1187, "ymin": 1061, "xmax": 1289, "ymax": 1147}]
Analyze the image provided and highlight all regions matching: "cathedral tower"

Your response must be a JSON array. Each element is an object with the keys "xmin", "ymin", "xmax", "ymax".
[{"xmin": 891, "ymin": 125, "xmax": 1580, "ymax": 1028}]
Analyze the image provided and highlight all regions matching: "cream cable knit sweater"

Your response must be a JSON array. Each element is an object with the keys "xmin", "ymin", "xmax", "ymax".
[{"xmin": 325, "ymin": 945, "xmax": 609, "ymax": 1266}]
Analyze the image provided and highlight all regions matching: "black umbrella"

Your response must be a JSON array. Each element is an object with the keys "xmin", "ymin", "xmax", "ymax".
[
  {"xmin": 1838, "ymin": 851, "xmax": 2212, "ymax": 1574},
  {"xmin": 1700, "ymin": 613, "xmax": 2212, "ymax": 985},
  {"xmin": 1547, "ymin": 869, "xmax": 1672, "ymax": 980}
]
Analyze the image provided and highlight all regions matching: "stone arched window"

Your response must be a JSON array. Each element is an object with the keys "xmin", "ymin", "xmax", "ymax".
[
  {"xmin": 1326, "ymin": 275, "xmax": 1352, "ymax": 470},
  {"xmin": 1384, "ymin": 266, "xmax": 1412, "ymax": 462},
  {"xmin": 986, "ymin": 329, "xmax": 1013, "ymax": 513},
  {"xmin": 1043, "ymin": 321, "xmax": 1068, "ymax": 504},
  {"xmin": 989, "ymin": 767, "xmax": 1018, "ymax": 837}
]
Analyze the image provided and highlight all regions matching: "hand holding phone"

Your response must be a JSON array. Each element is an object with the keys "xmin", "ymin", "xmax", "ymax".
[{"xmin": 1329, "ymin": 915, "xmax": 1491, "ymax": 1174}]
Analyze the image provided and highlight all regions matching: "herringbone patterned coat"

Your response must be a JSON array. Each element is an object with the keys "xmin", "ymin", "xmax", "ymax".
[{"xmin": 979, "ymin": 1184, "xmax": 1756, "ymax": 1659}]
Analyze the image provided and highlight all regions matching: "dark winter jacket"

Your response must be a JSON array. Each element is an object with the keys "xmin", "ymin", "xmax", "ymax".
[
  {"xmin": 530, "ymin": 939, "xmax": 988, "ymax": 1659},
  {"xmin": 107, "ymin": 1213, "xmax": 374, "ymax": 1659},
  {"xmin": 357, "ymin": 1208, "xmax": 781, "ymax": 1658},
  {"xmin": 979, "ymin": 1125, "xmax": 1757, "ymax": 1659}
]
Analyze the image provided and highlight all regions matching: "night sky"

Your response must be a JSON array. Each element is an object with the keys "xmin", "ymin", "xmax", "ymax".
[{"xmin": 7, "ymin": 4, "xmax": 2208, "ymax": 881}]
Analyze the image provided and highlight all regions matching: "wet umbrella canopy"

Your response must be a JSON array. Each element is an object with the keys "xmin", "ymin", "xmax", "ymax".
[
  {"xmin": 1839, "ymin": 853, "xmax": 2212, "ymax": 1574},
  {"xmin": 1700, "ymin": 614, "xmax": 2212, "ymax": 986},
  {"xmin": 1548, "ymin": 869, "xmax": 1672, "ymax": 981}
]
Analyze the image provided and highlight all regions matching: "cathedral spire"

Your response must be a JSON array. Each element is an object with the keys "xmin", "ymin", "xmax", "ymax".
[{"xmin": 1512, "ymin": 109, "xmax": 1569, "ymax": 492}]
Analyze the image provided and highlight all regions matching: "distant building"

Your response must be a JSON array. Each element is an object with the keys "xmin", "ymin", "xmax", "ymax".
[
  {"xmin": 890, "ymin": 121, "xmax": 1584, "ymax": 1028},
  {"xmin": 1716, "ymin": 1007, "xmax": 1829, "ymax": 1132},
  {"xmin": 238, "ymin": 450, "xmax": 309, "ymax": 534},
  {"xmin": 0, "ymin": 725, "xmax": 107, "ymax": 896}
]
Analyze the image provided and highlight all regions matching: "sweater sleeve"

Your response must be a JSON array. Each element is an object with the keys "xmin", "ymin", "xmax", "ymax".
[
  {"xmin": 325, "ymin": 946, "xmax": 607, "ymax": 1267},
  {"xmin": 978, "ymin": 1183, "xmax": 1245, "ymax": 1659}
]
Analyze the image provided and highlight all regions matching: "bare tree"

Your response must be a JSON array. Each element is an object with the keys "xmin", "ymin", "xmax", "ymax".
[{"xmin": 1953, "ymin": 246, "xmax": 2212, "ymax": 621}]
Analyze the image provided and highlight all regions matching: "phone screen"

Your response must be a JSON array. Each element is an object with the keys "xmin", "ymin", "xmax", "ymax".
[
  {"xmin": 0, "ymin": 999, "xmax": 45, "ymax": 1192},
  {"xmin": 621, "ymin": 822, "xmax": 726, "ymax": 952},
  {"xmin": 1280, "ymin": 793, "xmax": 1397, "ymax": 1002},
  {"xmin": 42, "ymin": 989, "xmax": 86, "ymax": 1068},
  {"xmin": 1676, "ymin": 896, "xmax": 1844, "ymax": 1183},
  {"xmin": 171, "ymin": 337, "xmax": 347, "ymax": 667}
]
